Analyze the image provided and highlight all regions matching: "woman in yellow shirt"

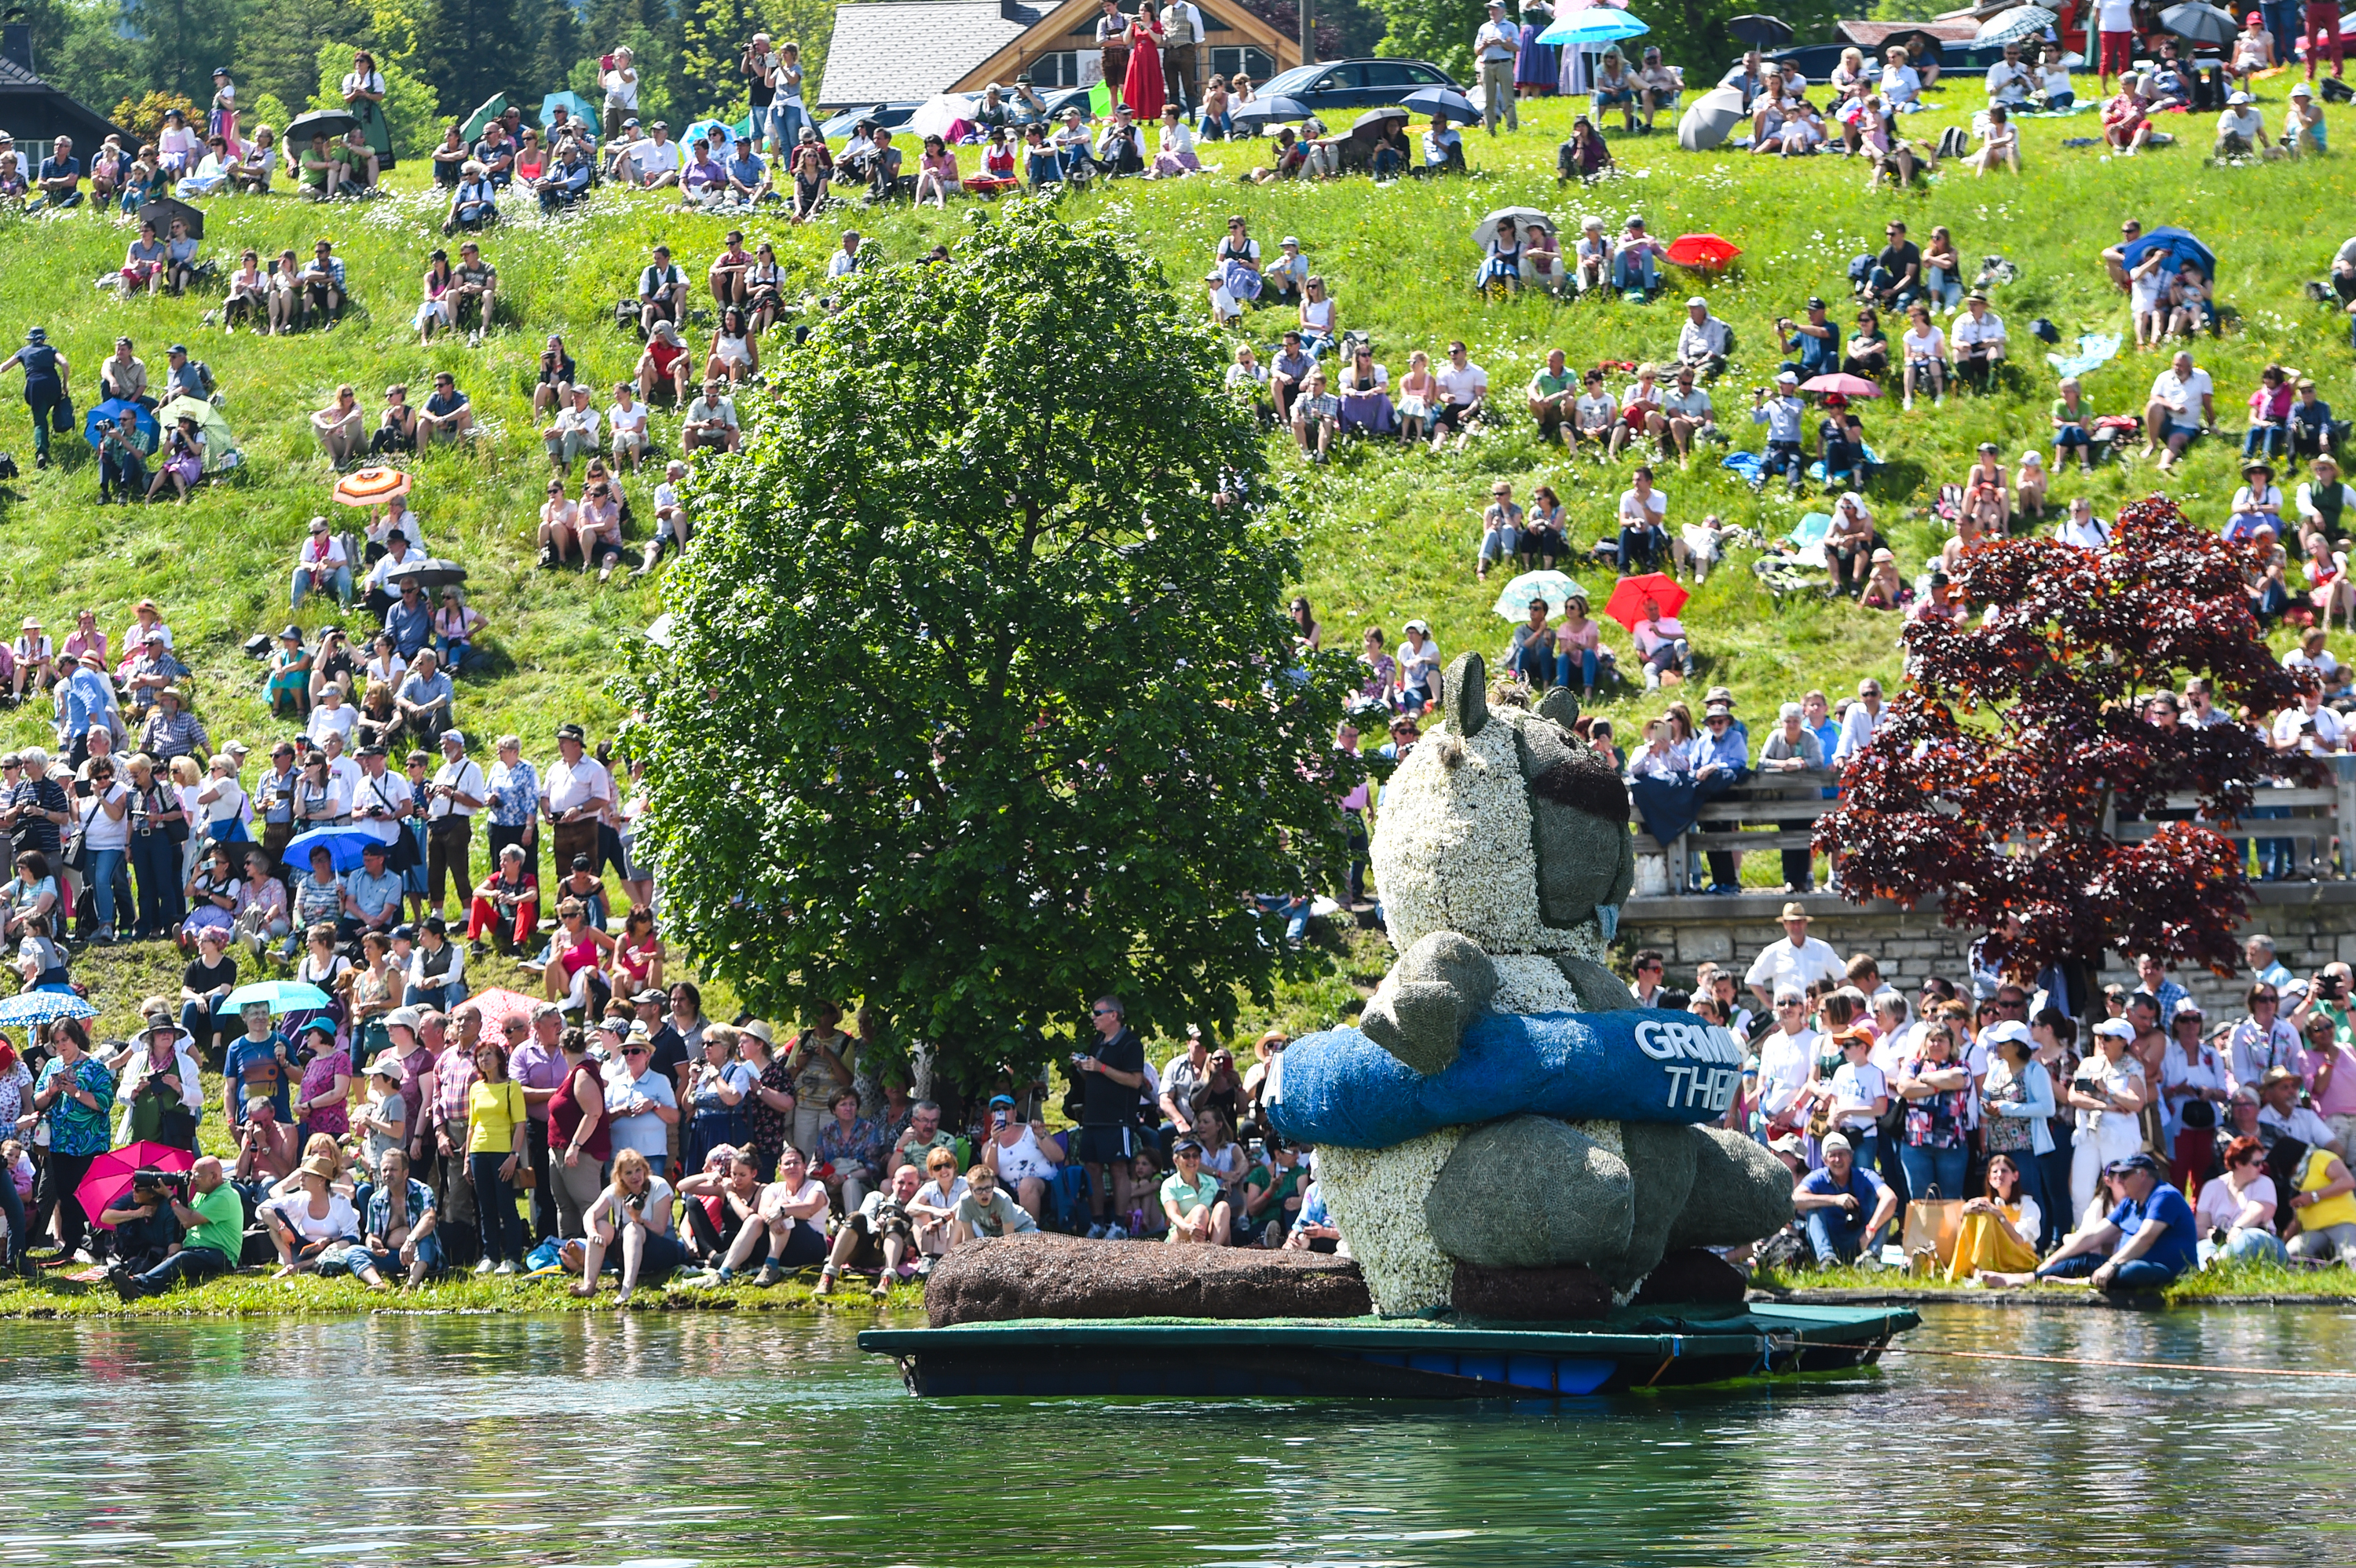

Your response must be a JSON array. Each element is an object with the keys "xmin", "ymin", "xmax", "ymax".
[
  {"xmin": 465, "ymin": 1039, "xmax": 531, "ymax": 1275},
  {"xmin": 2286, "ymin": 1146, "xmax": 2356, "ymax": 1263}
]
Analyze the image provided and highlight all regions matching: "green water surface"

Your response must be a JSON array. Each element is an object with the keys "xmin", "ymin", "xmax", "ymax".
[{"xmin": 1, "ymin": 1303, "xmax": 2351, "ymax": 1566}]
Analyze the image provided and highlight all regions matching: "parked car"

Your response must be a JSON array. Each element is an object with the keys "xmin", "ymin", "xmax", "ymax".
[{"xmin": 1249, "ymin": 58, "xmax": 1462, "ymax": 115}]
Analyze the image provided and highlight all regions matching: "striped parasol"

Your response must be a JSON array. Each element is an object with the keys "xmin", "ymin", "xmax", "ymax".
[{"xmin": 333, "ymin": 466, "xmax": 412, "ymax": 506}]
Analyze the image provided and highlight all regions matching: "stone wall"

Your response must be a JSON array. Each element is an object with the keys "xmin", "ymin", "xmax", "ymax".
[{"xmin": 1614, "ymin": 883, "xmax": 2356, "ymax": 1015}]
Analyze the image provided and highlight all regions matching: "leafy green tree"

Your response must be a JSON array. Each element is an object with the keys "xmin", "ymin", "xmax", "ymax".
[
  {"xmin": 235, "ymin": 0, "xmax": 375, "ymax": 116},
  {"xmin": 124, "ymin": 0, "xmax": 242, "ymax": 102},
  {"xmin": 412, "ymin": 0, "xmax": 529, "ymax": 122},
  {"xmin": 309, "ymin": 39, "xmax": 443, "ymax": 156},
  {"xmin": 620, "ymin": 207, "xmax": 1356, "ymax": 1093}
]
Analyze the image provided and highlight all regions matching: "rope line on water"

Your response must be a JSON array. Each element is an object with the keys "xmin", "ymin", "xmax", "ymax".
[{"xmin": 1883, "ymin": 1346, "xmax": 2356, "ymax": 1380}]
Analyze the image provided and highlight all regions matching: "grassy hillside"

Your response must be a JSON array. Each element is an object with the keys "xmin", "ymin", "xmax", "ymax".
[{"xmin": 0, "ymin": 89, "xmax": 2346, "ymax": 1035}]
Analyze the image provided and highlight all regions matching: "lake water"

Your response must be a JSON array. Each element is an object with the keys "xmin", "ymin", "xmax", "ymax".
[{"xmin": 2, "ymin": 1303, "xmax": 2351, "ymax": 1566}]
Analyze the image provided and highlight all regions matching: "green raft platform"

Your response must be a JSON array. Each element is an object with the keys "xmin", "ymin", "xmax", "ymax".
[{"xmin": 858, "ymin": 1301, "xmax": 1920, "ymax": 1399}]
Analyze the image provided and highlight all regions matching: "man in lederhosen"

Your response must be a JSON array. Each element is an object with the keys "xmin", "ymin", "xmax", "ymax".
[{"xmin": 1096, "ymin": 0, "xmax": 1131, "ymax": 110}]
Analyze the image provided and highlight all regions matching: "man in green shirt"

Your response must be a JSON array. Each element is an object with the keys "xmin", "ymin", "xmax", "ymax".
[
  {"xmin": 109, "ymin": 1157, "xmax": 243, "ymax": 1299},
  {"xmin": 1527, "ymin": 348, "xmax": 1576, "ymax": 446},
  {"xmin": 1159, "ymin": 1139, "xmax": 1231, "ymax": 1245}
]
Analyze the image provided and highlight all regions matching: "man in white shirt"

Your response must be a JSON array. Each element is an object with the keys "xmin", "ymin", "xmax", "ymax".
[
  {"xmin": 1831, "ymin": 678, "xmax": 1884, "ymax": 765},
  {"xmin": 1745, "ymin": 903, "xmax": 1846, "ymax": 1013},
  {"xmin": 682, "ymin": 380, "xmax": 740, "ymax": 455},
  {"xmin": 631, "ymin": 121, "xmax": 682, "ymax": 188},
  {"xmin": 2094, "ymin": 0, "xmax": 2137, "ymax": 92},
  {"xmin": 2259, "ymin": 1067, "xmax": 2343, "ymax": 1153},
  {"xmin": 2273, "ymin": 687, "xmax": 2344, "ymax": 758},
  {"xmin": 1985, "ymin": 41, "xmax": 2033, "ymax": 106},
  {"xmin": 2231, "ymin": 981, "xmax": 2308, "ymax": 1092},
  {"xmin": 1474, "ymin": 0, "xmax": 1520, "ymax": 135},
  {"xmin": 541, "ymin": 721, "xmax": 614, "ymax": 877},
  {"xmin": 1676, "ymin": 297, "xmax": 1731, "ymax": 378},
  {"xmin": 826, "ymin": 229, "xmax": 864, "ymax": 280},
  {"xmin": 2143, "ymin": 349, "xmax": 2214, "ymax": 471},
  {"xmin": 1429, "ymin": 340, "xmax": 1488, "ymax": 453},
  {"xmin": 2058, "ymin": 495, "xmax": 2111, "ymax": 550},
  {"xmin": 2213, "ymin": 91, "xmax": 2264, "ymax": 158},
  {"xmin": 1161, "ymin": 0, "xmax": 1204, "ymax": 119},
  {"xmin": 1951, "ymin": 292, "xmax": 2007, "ymax": 392},
  {"xmin": 606, "ymin": 382, "xmax": 650, "ymax": 471},
  {"xmin": 349, "ymin": 744, "xmax": 415, "ymax": 850},
  {"xmin": 541, "ymin": 384, "xmax": 600, "ymax": 473},
  {"xmin": 643, "ymin": 459, "xmax": 691, "ymax": 575},
  {"xmin": 426, "ymin": 729, "xmax": 487, "ymax": 917},
  {"xmin": 320, "ymin": 729, "xmax": 363, "ymax": 804},
  {"xmin": 1752, "ymin": 985, "xmax": 1822, "ymax": 1133}
]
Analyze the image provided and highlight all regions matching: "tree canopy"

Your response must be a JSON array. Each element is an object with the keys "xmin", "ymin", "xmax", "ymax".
[
  {"xmin": 1820, "ymin": 497, "xmax": 2312, "ymax": 979},
  {"xmin": 622, "ymin": 206, "xmax": 1358, "ymax": 1092}
]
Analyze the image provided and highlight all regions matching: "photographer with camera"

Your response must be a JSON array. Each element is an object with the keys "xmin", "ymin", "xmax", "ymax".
[
  {"xmin": 107, "ymin": 1156, "xmax": 241, "ymax": 1299},
  {"xmin": 230, "ymin": 1095, "xmax": 299, "ymax": 1201},
  {"xmin": 814, "ymin": 1158, "xmax": 920, "ymax": 1299},
  {"xmin": 97, "ymin": 1165, "xmax": 185, "ymax": 1274}
]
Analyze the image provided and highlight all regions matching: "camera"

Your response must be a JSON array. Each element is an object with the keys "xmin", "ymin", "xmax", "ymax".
[
  {"xmin": 2320, "ymin": 975, "xmax": 2343, "ymax": 1001},
  {"xmin": 132, "ymin": 1168, "xmax": 190, "ymax": 1203}
]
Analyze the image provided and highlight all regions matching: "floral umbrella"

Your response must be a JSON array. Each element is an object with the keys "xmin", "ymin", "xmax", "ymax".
[{"xmin": 333, "ymin": 466, "xmax": 411, "ymax": 506}]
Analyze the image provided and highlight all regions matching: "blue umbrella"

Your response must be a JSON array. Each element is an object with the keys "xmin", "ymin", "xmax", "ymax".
[
  {"xmin": 2120, "ymin": 225, "xmax": 2216, "ymax": 281},
  {"xmin": 0, "ymin": 991, "xmax": 97, "ymax": 1027},
  {"xmin": 537, "ymin": 90, "xmax": 600, "ymax": 134},
  {"xmin": 1233, "ymin": 94, "xmax": 1316, "ymax": 130},
  {"xmin": 217, "ymin": 981, "xmax": 337, "ymax": 1017},
  {"xmin": 1400, "ymin": 87, "xmax": 1482, "ymax": 124},
  {"xmin": 84, "ymin": 398, "xmax": 158, "ymax": 455},
  {"xmin": 1538, "ymin": 9, "xmax": 1650, "ymax": 45},
  {"xmin": 284, "ymin": 825, "xmax": 381, "ymax": 874}
]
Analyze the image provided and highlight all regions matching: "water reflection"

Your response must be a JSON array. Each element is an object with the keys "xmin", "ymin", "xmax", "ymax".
[{"xmin": 0, "ymin": 1306, "xmax": 2350, "ymax": 1565}]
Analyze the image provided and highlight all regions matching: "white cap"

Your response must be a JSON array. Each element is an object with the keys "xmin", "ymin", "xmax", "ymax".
[
  {"xmin": 2093, "ymin": 1018, "xmax": 2135, "ymax": 1041},
  {"xmin": 2229, "ymin": 90, "xmax": 2252, "ymax": 104},
  {"xmin": 2020, "ymin": 450, "xmax": 2043, "ymax": 466},
  {"xmin": 1981, "ymin": 1020, "xmax": 2032, "ymax": 1049},
  {"xmin": 1776, "ymin": 370, "xmax": 1798, "ymax": 384},
  {"xmin": 1685, "ymin": 296, "xmax": 1708, "ymax": 309},
  {"xmin": 2292, "ymin": 81, "xmax": 2314, "ymax": 96}
]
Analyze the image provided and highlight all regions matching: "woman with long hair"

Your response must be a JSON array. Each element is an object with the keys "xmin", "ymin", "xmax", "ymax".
[
  {"xmin": 573, "ymin": 1147, "xmax": 685, "ymax": 1302},
  {"xmin": 466, "ymin": 1037, "xmax": 531, "ymax": 1274},
  {"xmin": 1123, "ymin": 0, "xmax": 1168, "ymax": 124},
  {"xmin": 1948, "ymin": 1152, "xmax": 2043, "ymax": 1281}
]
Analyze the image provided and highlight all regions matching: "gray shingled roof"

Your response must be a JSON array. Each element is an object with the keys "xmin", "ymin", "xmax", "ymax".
[{"xmin": 819, "ymin": 0, "xmax": 1054, "ymax": 108}]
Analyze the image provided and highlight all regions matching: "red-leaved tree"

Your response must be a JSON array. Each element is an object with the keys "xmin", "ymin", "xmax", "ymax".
[{"xmin": 1818, "ymin": 496, "xmax": 2316, "ymax": 980}]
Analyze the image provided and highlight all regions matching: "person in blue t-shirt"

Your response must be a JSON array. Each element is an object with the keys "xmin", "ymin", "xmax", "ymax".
[
  {"xmin": 222, "ymin": 1000, "xmax": 294, "ymax": 1128},
  {"xmin": 31, "ymin": 136, "xmax": 81, "ymax": 210},
  {"xmin": 1792, "ymin": 1132, "xmax": 1899, "ymax": 1265},
  {"xmin": 2032, "ymin": 1153, "xmax": 2197, "ymax": 1289}
]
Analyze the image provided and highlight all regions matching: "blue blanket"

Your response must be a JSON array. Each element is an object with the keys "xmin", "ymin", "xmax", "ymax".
[{"xmin": 1266, "ymin": 1009, "xmax": 1743, "ymax": 1149}]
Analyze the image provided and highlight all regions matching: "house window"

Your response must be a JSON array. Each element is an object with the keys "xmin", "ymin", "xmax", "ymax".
[
  {"xmin": 1029, "ymin": 49, "xmax": 1083, "ymax": 86},
  {"xmin": 1211, "ymin": 46, "xmax": 1275, "ymax": 79}
]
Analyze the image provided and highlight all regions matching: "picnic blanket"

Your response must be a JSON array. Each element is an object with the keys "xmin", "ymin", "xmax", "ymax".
[{"xmin": 2047, "ymin": 331, "xmax": 2122, "ymax": 380}]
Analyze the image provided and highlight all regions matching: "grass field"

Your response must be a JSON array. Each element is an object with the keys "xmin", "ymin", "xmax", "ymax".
[
  {"xmin": 0, "ymin": 80, "xmax": 2349, "ymax": 1045},
  {"xmin": 1756, "ymin": 1256, "xmax": 2356, "ymax": 1302}
]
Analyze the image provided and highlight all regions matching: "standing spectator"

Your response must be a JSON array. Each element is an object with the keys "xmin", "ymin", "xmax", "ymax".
[
  {"xmin": 1746, "ymin": 903, "xmax": 1846, "ymax": 1013},
  {"xmin": 1476, "ymin": 0, "xmax": 1521, "ymax": 134},
  {"xmin": 540, "ymin": 724, "xmax": 612, "ymax": 879},
  {"xmin": 31, "ymin": 1022, "xmax": 114, "ymax": 1257}
]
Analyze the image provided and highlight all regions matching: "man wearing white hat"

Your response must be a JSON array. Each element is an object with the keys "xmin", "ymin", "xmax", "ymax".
[
  {"xmin": 1746, "ymin": 901, "xmax": 1845, "ymax": 1014},
  {"xmin": 1475, "ymin": 0, "xmax": 1522, "ymax": 136},
  {"xmin": 2213, "ymin": 90, "xmax": 2265, "ymax": 159}
]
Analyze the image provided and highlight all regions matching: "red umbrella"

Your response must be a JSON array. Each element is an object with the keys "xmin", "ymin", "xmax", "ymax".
[
  {"xmin": 464, "ymin": 987, "xmax": 545, "ymax": 1041},
  {"xmin": 75, "ymin": 1141, "xmax": 196, "ymax": 1231},
  {"xmin": 1604, "ymin": 572, "xmax": 1690, "ymax": 634},
  {"xmin": 1799, "ymin": 373, "xmax": 1882, "ymax": 400},
  {"xmin": 1664, "ymin": 233, "xmax": 1740, "ymax": 269}
]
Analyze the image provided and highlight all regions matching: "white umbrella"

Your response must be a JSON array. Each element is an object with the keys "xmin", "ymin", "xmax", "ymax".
[
  {"xmin": 1493, "ymin": 571, "xmax": 1591, "ymax": 620},
  {"xmin": 1472, "ymin": 207, "xmax": 1556, "ymax": 250},
  {"xmin": 906, "ymin": 95, "xmax": 971, "ymax": 141},
  {"xmin": 1974, "ymin": 5, "xmax": 2057, "ymax": 46},
  {"xmin": 1677, "ymin": 85, "xmax": 1748, "ymax": 152}
]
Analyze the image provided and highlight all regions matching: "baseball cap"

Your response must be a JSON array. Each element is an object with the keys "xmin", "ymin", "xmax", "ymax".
[
  {"xmin": 1685, "ymin": 295, "xmax": 1707, "ymax": 308},
  {"xmin": 1821, "ymin": 1132, "xmax": 1853, "ymax": 1156},
  {"xmin": 2092, "ymin": 1018, "xmax": 2135, "ymax": 1041}
]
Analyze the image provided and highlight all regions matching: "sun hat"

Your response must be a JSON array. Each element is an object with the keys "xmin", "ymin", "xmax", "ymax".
[
  {"xmin": 1779, "ymin": 901, "xmax": 1811, "ymax": 921},
  {"xmin": 299, "ymin": 1153, "xmax": 341, "ymax": 1180}
]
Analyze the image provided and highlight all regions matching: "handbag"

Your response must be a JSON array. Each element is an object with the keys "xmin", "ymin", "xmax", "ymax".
[
  {"xmin": 63, "ymin": 793, "xmax": 101, "ymax": 875},
  {"xmin": 1901, "ymin": 1197, "xmax": 1967, "ymax": 1268}
]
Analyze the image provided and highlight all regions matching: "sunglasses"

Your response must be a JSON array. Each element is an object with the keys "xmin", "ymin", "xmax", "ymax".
[{"xmin": 622, "ymin": 1047, "xmax": 649, "ymax": 1057}]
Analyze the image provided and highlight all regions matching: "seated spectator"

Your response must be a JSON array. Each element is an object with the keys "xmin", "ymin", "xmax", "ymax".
[
  {"xmin": 1290, "ymin": 367, "xmax": 1340, "ymax": 462},
  {"xmin": 1749, "ymin": 373, "xmax": 1806, "ymax": 495},
  {"xmin": 1825, "ymin": 491, "xmax": 1881, "ymax": 594},
  {"xmin": 1793, "ymin": 1131, "xmax": 1897, "ymax": 1266},
  {"xmin": 1161, "ymin": 1138, "xmax": 1231, "ymax": 1245},
  {"xmin": 1676, "ymin": 297, "xmax": 1730, "ymax": 380},
  {"xmin": 1562, "ymin": 365, "xmax": 1610, "ymax": 453},
  {"xmin": 1617, "ymin": 466, "xmax": 1670, "ymax": 568},
  {"xmin": 1615, "ymin": 216, "xmax": 1665, "ymax": 296},
  {"xmin": 310, "ymin": 384, "xmax": 364, "ymax": 467},
  {"xmin": 1635, "ymin": 46, "xmax": 1682, "ymax": 129},
  {"xmin": 449, "ymin": 243, "xmax": 496, "ymax": 333},
  {"xmin": 291, "ymin": 516, "xmax": 352, "ymax": 610},
  {"xmin": 1842, "ymin": 306, "xmax": 1889, "ymax": 381},
  {"xmin": 1859, "ymin": 549, "xmax": 1910, "ymax": 611},
  {"xmin": 2025, "ymin": 1153, "xmax": 2197, "ymax": 1289},
  {"xmin": 2104, "ymin": 74, "xmax": 2155, "ymax": 155},
  {"xmin": 2144, "ymin": 350, "xmax": 2215, "ymax": 472},
  {"xmin": 2227, "ymin": 460, "xmax": 2285, "ymax": 542},
  {"xmin": 1521, "ymin": 485, "xmax": 1569, "ymax": 569},
  {"xmin": 2214, "ymin": 90, "xmax": 2266, "ymax": 159},
  {"xmin": 535, "ymin": 480, "xmax": 577, "ymax": 572},
  {"xmin": 2246, "ymin": 364, "xmax": 2295, "ymax": 460},
  {"xmin": 2195, "ymin": 1134, "xmax": 2286, "ymax": 1265},
  {"xmin": 1631, "ymin": 597, "xmax": 1692, "ymax": 689},
  {"xmin": 1900, "ymin": 303, "xmax": 1947, "ymax": 411},
  {"xmin": 1476, "ymin": 480, "xmax": 1523, "ymax": 581},
  {"xmin": 682, "ymin": 379, "xmax": 740, "ymax": 455},
  {"xmin": 534, "ymin": 142, "xmax": 592, "ymax": 213},
  {"xmin": 2166, "ymin": 261, "xmax": 2213, "ymax": 342},
  {"xmin": 2015, "ymin": 449, "xmax": 2049, "ymax": 522},
  {"xmin": 1557, "ymin": 115, "xmax": 1612, "ymax": 183},
  {"xmin": 1950, "ymin": 293, "xmax": 2007, "ymax": 392},
  {"xmin": 704, "ymin": 305, "xmax": 758, "ymax": 389},
  {"xmin": 415, "ymin": 371, "xmax": 474, "ymax": 445},
  {"xmin": 2297, "ymin": 455, "xmax": 2356, "ymax": 565},
  {"xmin": 2053, "ymin": 376, "xmax": 2096, "ymax": 473},
  {"xmin": 1967, "ymin": 104, "xmax": 2021, "ymax": 176},
  {"xmin": 2282, "ymin": 79, "xmax": 2326, "ymax": 157},
  {"xmin": 542, "ymin": 385, "xmax": 599, "ymax": 473}
]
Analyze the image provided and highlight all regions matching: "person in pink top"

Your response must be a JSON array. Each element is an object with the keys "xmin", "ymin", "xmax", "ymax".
[{"xmin": 2304, "ymin": 1009, "xmax": 2356, "ymax": 1154}]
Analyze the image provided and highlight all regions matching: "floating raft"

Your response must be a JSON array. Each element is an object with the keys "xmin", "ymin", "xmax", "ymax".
[{"xmin": 859, "ymin": 1302, "xmax": 1919, "ymax": 1399}]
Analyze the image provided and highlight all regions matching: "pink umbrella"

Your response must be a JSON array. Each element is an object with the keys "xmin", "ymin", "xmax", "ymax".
[
  {"xmin": 1800, "ymin": 373, "xmax": 1883, "ymax": 400},
  {"xmin": 75, "ymin": 1142, "xmax": 196, "ymax": 1231},
  {"xmin": 464, "ymin": 987, "xmax": 544, "ymax": 1040}
]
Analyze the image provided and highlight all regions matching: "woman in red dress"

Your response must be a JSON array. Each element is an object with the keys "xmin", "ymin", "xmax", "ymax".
[{"xmin": 1124, "ymin": 2, "xmax": 1167, "ymax": 125}]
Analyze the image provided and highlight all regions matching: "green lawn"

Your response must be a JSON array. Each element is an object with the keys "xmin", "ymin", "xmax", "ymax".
[
  {"xmin": 0, "ymin": 84, "xmax": 2347, "ymax": 1031},
  {"xmin": 1757, "ymin": 1257, "xmax": 2356, "ymax": 1301}
]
